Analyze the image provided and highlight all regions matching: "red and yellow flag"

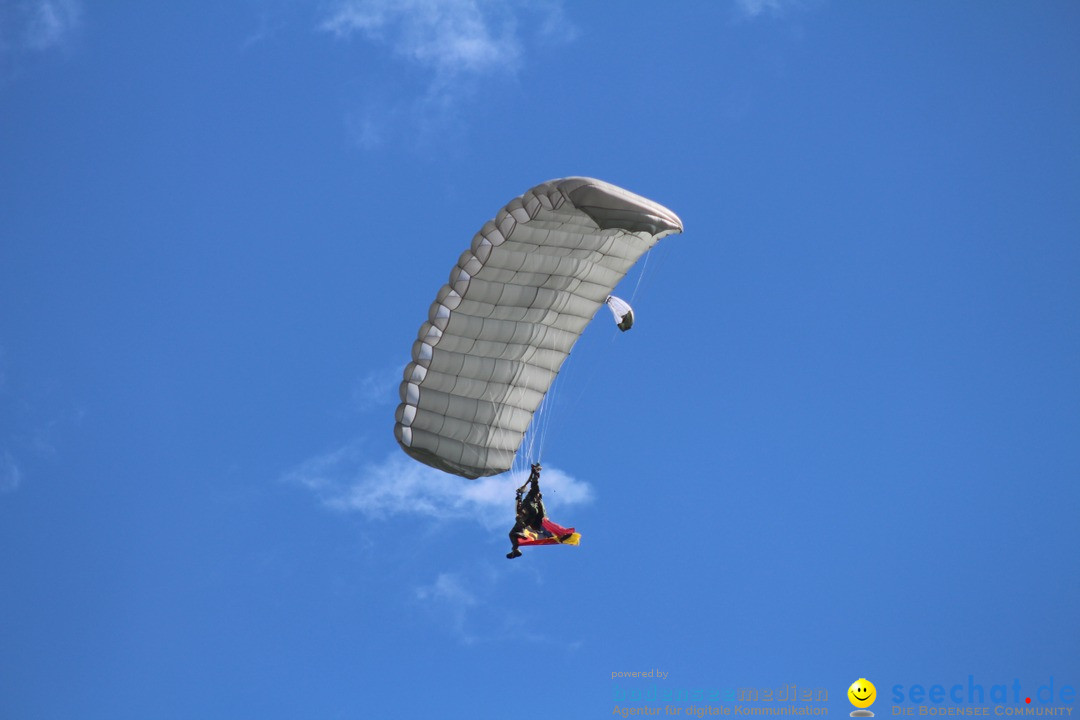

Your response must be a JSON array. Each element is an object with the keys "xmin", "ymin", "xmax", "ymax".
[{"xmin": 516, "ymin": 518, "xmax": 581, "ymax": 547}]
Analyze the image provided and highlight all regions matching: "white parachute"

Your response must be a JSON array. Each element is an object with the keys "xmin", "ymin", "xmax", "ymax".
[{"xmin": 394, "ymin": 177, "xmax": 683, "ymax": 479}]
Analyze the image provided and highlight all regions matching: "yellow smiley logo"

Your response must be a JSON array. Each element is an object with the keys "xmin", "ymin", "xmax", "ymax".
[{"xmin": 848, "ymin": 678, "xmax": 876, "ymax": 709}]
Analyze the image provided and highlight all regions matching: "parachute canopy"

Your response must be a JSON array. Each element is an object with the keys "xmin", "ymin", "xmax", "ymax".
[{"xmin": 394, "ymin": 177, "xmax": 683, "ymax": 479}]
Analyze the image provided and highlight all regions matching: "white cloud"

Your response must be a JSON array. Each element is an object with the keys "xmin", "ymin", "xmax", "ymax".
[
  {"xmin": 351, "ymin": 364, "xmax": 402, "ymax": 412},
  {"xmin": 345, "ymin": 107, "xmax": 389, "ymax": 151},
  {"xmin": 417, "ymin": 571, "xmax": 477, "ymax": 606},
  {"xmin": 240, "ymin": 12, "xmax": 283, "ymax": 51},
  {"xmin": 413, "ymin": 565, "xmax": 584, "ymax": 646},
  {"xmin": 284, "ymin": 444, "xmax": 593, "ymax": 530},
  {"xmin": 318, "ymin": 0, "xmax": 576, "ymax": 149},
  {"xmin": 321, "ymin": 0, "xmax": 522, "ymax": 78},
  {"xmin": 415, "ymin": 571, "xmax": 479, "ymax": 641},
  {"xmin": 735, "ymin": 0, "xmax": 799, "ymax": 19},
  {"xmin": 23, "ymin": 0, "xmax": 81, "ymax": 50},
  {"xmin": 0, "ymin": 0, "xmax": 80, "ymax": 75},
  {"xmin": 0, "ymin": 451, "xmax": 21, "ymax": 494},
  {"xmin": 286, "ymin": 440, "xmax": 593, "ymax": 644}
]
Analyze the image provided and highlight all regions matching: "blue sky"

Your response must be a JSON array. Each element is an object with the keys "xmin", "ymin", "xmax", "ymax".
[{"xmin": 2, "ymin": 1, "xmax": 1078, "ymax": 717}]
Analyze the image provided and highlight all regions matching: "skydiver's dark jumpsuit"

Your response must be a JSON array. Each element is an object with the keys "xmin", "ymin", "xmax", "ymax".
[{"xmin": 507, "ymin": 464, "xmax": 545, "ymax": 559}]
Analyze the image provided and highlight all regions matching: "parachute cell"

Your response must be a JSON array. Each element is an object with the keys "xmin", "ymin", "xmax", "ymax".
[{"xmin": 394, "ymin": 177, "xmax": 682, "ymax": 479}]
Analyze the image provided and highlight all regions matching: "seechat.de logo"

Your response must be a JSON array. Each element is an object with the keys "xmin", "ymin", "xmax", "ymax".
[{"xmin": 850, "ymin": 678, "xmax": 877, "ymax": 717}]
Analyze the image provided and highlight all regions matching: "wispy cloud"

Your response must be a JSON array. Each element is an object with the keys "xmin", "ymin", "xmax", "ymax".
[
  {"xmin": 351, "ymin": 365, "xmax": 403, "ymax": 412},
  {"xmin": 415, "ymin": 571, "xmax": 480, "ymax": 641},
  {"xmin": 240, "ymin": 11, "xmax": 284, "ymax": 51},
  {"xmin": 0, "ymin": 0, "xmax": 81, "ymax": 80},
  {"xmin": 417, "ymin": 571, "xmax": 478, "ymax": 606},
  {"xmin": 286, "ymin": 435, "xmax": 592, "ymax": 644},
  {"xmin": 284, "ymin": 444, "xmax": 593, "ymax": 530},
  {"xmin": 318, "ymin": 0, "xmax": 576, "ymax": 149},
  {"xmin": 21, "ymin": 0, "xmax": 81, "ymax": 50},
  {"xmin": 414, "ymin": 566, "xmax": 585, "ymax": 646},
  {"xmin": 321, "ymin": 0, "xmax": 522, "ymax": 79},
  {"xmin": 0, "ymin": 451, "xmax": 22, "ymax": 494},
  {"xmin": 286, "ymin": 441, "xmax": 592, "ymax": 644},
  {"xmin": 735, "ymin": 0, "xmax": 801, "ymax": 19},
  {"xmin": 0, "ymin": 343, "xmax": 87, "ymax": 489}
]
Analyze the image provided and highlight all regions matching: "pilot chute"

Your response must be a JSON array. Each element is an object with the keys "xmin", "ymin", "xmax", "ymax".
[
  {"xmin": 605, "ymin": 295, "xmax": 635, "ymax": 331},
  {"xmin": 394, "ymin": 177, "xmax": 682, "ymax": 479}
]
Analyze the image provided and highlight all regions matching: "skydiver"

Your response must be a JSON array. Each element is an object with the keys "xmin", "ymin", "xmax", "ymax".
[{"xmin": 506, "ymin": 463, "xmax": 545, "ymax": 559}]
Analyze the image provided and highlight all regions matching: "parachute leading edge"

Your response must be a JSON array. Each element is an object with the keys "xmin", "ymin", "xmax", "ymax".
[{"xmin": 394, "ymin": 177, "xmax": 683, "ymax": 479}]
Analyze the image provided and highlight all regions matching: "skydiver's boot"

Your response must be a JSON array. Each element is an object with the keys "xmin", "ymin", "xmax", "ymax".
[{"xmin": 506, "ymin": 548, "xmax": 522, "ymax": 559}]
